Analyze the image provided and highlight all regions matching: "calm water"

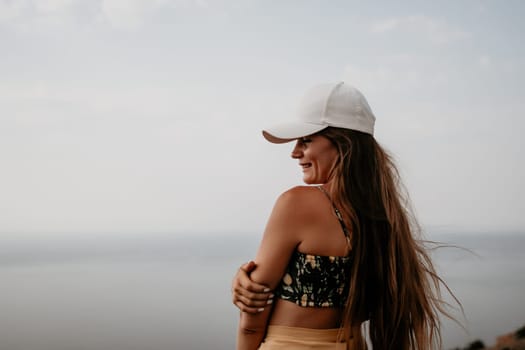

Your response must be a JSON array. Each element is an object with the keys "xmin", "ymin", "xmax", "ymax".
[{"xmin": 0, "ymin": 232, "xmax": 523, "ymax": 350}]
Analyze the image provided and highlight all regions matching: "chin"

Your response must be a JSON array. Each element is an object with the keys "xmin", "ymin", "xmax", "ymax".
[
  {"xmin": 303, "ymin": 175, "xmax": 328, "ymax": 185},
  {"xmin": 302, "ymin": 178, "xmax": 318, "ymax": 185}
]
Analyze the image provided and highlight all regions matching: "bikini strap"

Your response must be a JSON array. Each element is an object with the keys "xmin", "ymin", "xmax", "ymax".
[{"xmin": 317, "ymin": 186, "xmax": 352, "ymax": 247}]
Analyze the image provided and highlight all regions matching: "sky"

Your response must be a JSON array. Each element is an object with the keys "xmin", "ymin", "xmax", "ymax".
[{"xmin": 1, "ymin": 0, "xmax": 524, "ymax": 236}]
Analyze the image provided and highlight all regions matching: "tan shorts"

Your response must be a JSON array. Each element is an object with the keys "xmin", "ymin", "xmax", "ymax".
[{"xmin": 258, "ymin": 325, "xmax": 350, "ymax": 350}]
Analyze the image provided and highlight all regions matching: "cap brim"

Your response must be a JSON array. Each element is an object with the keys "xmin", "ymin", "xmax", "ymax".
[{"xmin": 262, "ymin": 122, "xmax": 328, "ymax": 144}]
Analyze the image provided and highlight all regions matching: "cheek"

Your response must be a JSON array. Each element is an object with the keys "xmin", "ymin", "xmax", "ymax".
[
  {"xmin": 313, "ymin": 155, "xmax": 335, "ymax": 177},
  {"xmin": 321, "ymin": 148, "xmax": 338, "ymax": 168},
  {"xmin": 321, "ymin": 158, "xmax": 335, "ymax": 173}
]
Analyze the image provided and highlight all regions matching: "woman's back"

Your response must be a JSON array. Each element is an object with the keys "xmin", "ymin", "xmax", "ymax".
[{"xmin": 267, "ymin": 185, "xmax": 352, "ymax": 329}]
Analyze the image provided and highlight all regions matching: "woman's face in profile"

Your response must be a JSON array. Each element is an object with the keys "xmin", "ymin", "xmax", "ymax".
[{"xmin": 291, "ymin": 134, "xmax": 338, "ymax": 185}]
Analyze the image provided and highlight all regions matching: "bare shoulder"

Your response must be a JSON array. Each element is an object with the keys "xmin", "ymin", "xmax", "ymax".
[
  {"xmin": 262, "ymin": 186, "xmax": 322, "ymax": 246},
  {"xmin": 279, "ymin": 185, "xmax": 322, "ymax": 201},
  {"xmin": 273, "ymin": 186, "xmax": 323, "ymax": 219}
]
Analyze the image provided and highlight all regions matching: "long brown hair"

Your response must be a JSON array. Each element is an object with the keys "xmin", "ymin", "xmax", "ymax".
[{"xmin": 321, "ymin": 127, "xmax": 457, "ymax": 349}]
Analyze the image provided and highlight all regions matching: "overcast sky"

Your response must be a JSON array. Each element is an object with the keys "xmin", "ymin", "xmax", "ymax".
[{"xmin": 1, "ymin": 0, "xmax": 523, "ymax": 237}]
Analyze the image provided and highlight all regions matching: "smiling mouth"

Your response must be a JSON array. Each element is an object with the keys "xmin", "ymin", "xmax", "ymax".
[{"xmin": 300, "ymin": 163, "xmax": 312, "ymax": 170}]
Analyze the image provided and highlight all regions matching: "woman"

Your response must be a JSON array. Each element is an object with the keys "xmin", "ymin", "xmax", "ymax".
[{"xmin": 233, "ymin": 82, "xmax": 454, "ymax": 350}]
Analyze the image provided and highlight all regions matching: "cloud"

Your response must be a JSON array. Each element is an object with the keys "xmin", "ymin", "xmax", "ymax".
[
  {"xmin": 0, "ymin": 0, "xmax": 153, "ymax": 30},
  {"xmin": 0, "ymin": 0, "xmax": 215, "ymax": 30},
  {"xmin": 0, "ymin": 0, "xmax": 26, "ymax": 23},
  {"xmin": 0, "ymin": 0, "xmax": 249, "ymax": 32},
  {"xmin": 370, "ymin": 15, "xmax": 470, "ymax": 45},
  {"xmin": 99, "ymin": 0, "xmax": 246, "ymax": 29},
  {"xmin": 343, "ymin": 57, "xmax": 441, "ymax": 95},
  {"xmin": 99, "ymin": 0, "xmax": 160, "ymax": 30},
  {"xmin": 34, "ymin": 0, "xmax": 75, "ymax": 14},
  {"xmin": 0, "ymin": 0, "xmax": 87, "ymax": 29},
  {"xmin": 370, "ymin": 18, "xmax": 400, "ymax": 34},
  {"xmin": 478, "ymin": 55, "xmax": 491, "ymax": 68}
]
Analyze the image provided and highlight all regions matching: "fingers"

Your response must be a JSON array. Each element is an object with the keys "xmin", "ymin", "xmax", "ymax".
[
  {"xmin": 232, "ymin": 292, "xmax": 273, "ymax": 314},
  {"xmin": 231, "ymin": 261, "xmax": 274, "ymax": 313},
  {"xmin": 236, "ymin": 292, "xmax": 273, "ymax": 307},
  {"xmin": 239, "ymin": 277, "xmax": 270, "ymax": 294},
  {"xmin": 234, "ymin": 300, "xmax": 264, "ymax": 314},
  {"xmin": 240, "ymin": 260, "xmax": 256, "ymax": 273},
  {"xmin": 233, "ymin": 284, "xmax": 273, "ymax": 304},
  {"xmin": 237, "ymin": 264, "xmax": 269, "ymax": 293}
]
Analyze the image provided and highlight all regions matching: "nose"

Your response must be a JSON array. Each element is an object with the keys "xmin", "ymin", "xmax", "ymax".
[{"xmin": 291, "ymin": 140, "xmax": 303, "ymax": 159}]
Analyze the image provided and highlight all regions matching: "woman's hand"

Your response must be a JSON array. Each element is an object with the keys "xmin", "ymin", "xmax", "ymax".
[{"xmin": 231, "ymin": 261, "xmax": 274, "ymax": 314}]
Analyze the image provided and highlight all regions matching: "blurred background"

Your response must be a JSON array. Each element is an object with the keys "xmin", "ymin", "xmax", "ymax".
[{"xmin": 1, "ymin": 0, "xmax": 524, "ymax": 349}]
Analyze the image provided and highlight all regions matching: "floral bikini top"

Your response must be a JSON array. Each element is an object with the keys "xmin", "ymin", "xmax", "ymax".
[{"xmin": 275, "ymin": 186, "xmax": 352, "ymax": 308}]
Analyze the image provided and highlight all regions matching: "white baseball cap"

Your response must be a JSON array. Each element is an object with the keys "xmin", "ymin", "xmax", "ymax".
[{"xmin": 262, "ymin": 82, "xmax": 376, "ymax": 143}]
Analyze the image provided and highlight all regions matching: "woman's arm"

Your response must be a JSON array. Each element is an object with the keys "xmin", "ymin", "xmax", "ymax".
[
  {"xmin": 236, "ymin": 189, "xmax": 305, "ymax": 350},
  {"xmin": 232, "ymin": 261, "xmax": 274, "ymax": 314}
]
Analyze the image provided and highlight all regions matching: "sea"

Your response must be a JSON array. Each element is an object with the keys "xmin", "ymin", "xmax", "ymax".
[{"xmin": 0, "ymin": 231, "xmax": 523, "ymax": 350}]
